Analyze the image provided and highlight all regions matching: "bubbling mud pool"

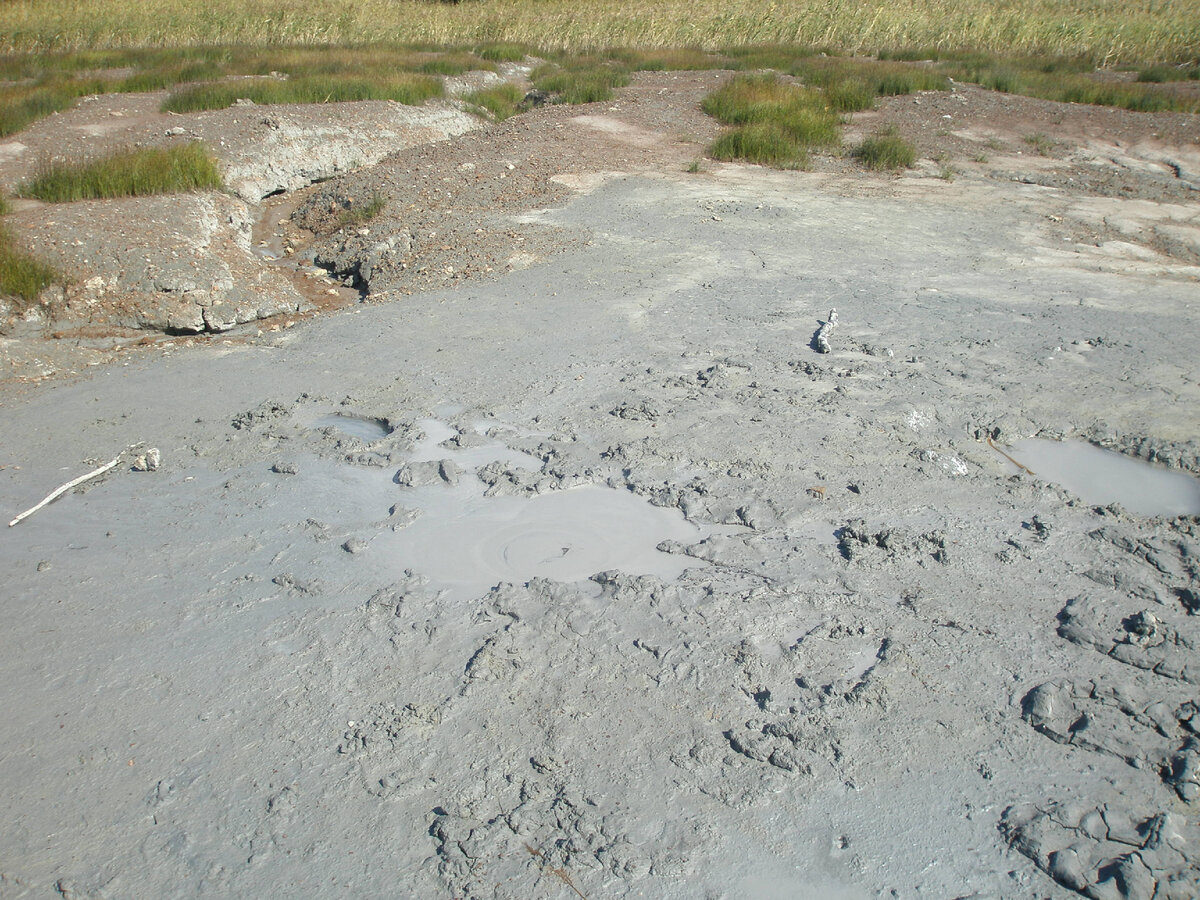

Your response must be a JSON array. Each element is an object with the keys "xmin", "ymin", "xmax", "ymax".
[
  {"xmin": 313, "ymin": 413, "xmax": 393, "ymax": 442},
  {"xmin": 1006, "ymin": 438, "xmax": 1200, "ymax": 517}
]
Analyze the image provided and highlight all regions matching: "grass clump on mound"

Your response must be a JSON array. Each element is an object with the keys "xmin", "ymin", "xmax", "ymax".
[
  {"xmin": 19, "ymin": 143, "xmax": 222, "ymax": 202},
  {"xmin": 163, "ymin": 73, "xmax": 443, "ymax": 113},
  {"xmin": 0, "ymin": 195, "xmax": 60, "ymax": 308},
  {"xmin": 335, "ymin": 194, "xmax": 387, "ymax": 230},
  {"xmin": 531, "ymin": 57, "xmax": 631, "ymax": 104},
  {"xmin": 0, "ymin": 228, "xmax": 59, "ymax": 307},
  {"xmin": 792, "ymin": 57, "xmax": 949, "ymax": 95},
  {"xmin": 465, "ymin": 83, "xmax": 525, "ymax": 120},
  {"xmin": 709, "ymin": 122, "xmax": 811, "ymax": 168},
  {"xmin": 852, "ymin": 127, "xmax": 917, "ymax": 170},
  {"xmin": 702, "ymin": 75, "xmax": 840, "ymax": 168}
]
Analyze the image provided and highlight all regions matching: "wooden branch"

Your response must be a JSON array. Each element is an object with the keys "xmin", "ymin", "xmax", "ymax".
[{"xmin": 8, "ymin": 448, "xmax": 132, "ymax": 527}]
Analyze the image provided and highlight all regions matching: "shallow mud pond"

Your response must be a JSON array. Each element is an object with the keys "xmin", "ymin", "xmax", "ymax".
[{"xmin": 1007, "ymin": 438, "xmax": 1200, "ymax": 517}]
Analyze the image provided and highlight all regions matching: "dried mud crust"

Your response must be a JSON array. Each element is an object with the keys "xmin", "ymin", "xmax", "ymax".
[
  {"xmin": 3, "ymin": 99, "xmax": 1200, "ymax": 897},
  {"xmin": 0, "ymin": 68, "xmax": 1197, "ymax": 384}
]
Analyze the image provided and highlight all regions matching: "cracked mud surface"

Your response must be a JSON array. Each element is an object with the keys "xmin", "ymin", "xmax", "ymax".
[{"xmin": 1, "ymin": 67, "xmax": 1199, "ymax": 898}]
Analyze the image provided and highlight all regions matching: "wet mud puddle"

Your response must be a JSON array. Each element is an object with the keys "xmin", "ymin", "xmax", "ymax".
[
  {"xmin": 313, "ymin": 413, "xmax": 393, "ymax": 442},
  {"xmin": 1005, "ymin": 438, "xmax": 1200, "ymax": 517},
  {"xmin": 306, "ymin": 416, "xmax": 708, "ymax": 599},
  {"xmin": 250, "ymin": 187, "xmax": 360, "ymax": 313}
]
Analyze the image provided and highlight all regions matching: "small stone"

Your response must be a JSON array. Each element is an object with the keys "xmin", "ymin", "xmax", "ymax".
[
  {"xmin": 131, "ymin": 448, "xmax": 161, "ymax": 472},
  {"xmin": 342, "ymin": 538, "xmax": 368, "ymax": 555},
  {"xmin": 270, "ymin": 462, "xmax": 298, "ymax": 475}
]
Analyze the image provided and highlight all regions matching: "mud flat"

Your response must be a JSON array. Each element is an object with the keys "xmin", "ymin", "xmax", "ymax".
[{"xmin": 2, "ymin": 77, "xmax": 1200, "ymax": 899}]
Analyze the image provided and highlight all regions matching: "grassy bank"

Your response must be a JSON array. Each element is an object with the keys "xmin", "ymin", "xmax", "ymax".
[
  {"xmin": 0, "ymin": 198, "xmax": 59, "ymax": 309},
  {"xmin": 1, "ymin": 0, "xmax": 1197, "ymax": 66},
  {"xmin": 19, "ymin": 144, "xmax": 222, "ymax": 203}
]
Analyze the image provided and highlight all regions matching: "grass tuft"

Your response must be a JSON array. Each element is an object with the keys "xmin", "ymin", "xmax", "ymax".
[
  {"xmin": 0, "ymin": 226, "xmax": 59, "ymax": 307},
  {"xmin": 335, "ymin": 194, "xmax": 387, "ymax": 230},
  {"xmin": 1022, "ymin": 132, "xmax": 1055, "ymax": 155},
  {"xmin": 825, "ymin": 78, "xmax": 875, "ymax": 112},
  {"xmin": 703, "ymin": 75, "xmax": 840, "ymax": 144},
  {"xmin": 474, "ymin": 43, "xmax": 530, "ymax": 63},
  {"xmin": 19, "ymin": 143, "xmax": 222, "ymax": 202},
  {"xmin": 531, "ymin": 58, "xmax": 630, "ymax": 104},
  {"xmin": 709, "ymin": 123, "xmax": 809, "ymax": 168},
  {"xmin": 464, "ymin": 82, "xmax": 524, "ymax": 120},
  {"xmin": 852, "ymin": 127, "xmax": 917, "ymax": 170},
  {"xmin": 702, "ymin": 74, "xmax": 840, "ymax": 168}
]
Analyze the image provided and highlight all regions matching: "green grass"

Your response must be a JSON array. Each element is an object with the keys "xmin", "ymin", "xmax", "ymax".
[
  {"xmin": 162, "ymin": 73, "xmax": 443, "ymax": 112},
  {"xmin": 852, "ymin": 127, "xmax": 917, "ymax": 170},
  {"xmin": 790, "ymin": 57, "xmax": 950, "ymax": 95},
  {"xmin": 723, "ymin": 44, "xmax": 821, "ymax": 72},
  {"xmin": 709, "ymin": 122, "xmax": 811, "ymax": 168},
  {"xmin": 0, "ymin": 76, "xmax": 118, "ymax": 138},
  {"xmin": 0, "ymin": 224, "xmax": 59, "ymax": 308},
  {"xmin": 531, "ymin": 57, "xmax": 631, "ymax": 104},
  {"xmin": 703, "ymin": 75, "xmax": 840, "ymax": 142},
  {"xmin": 824, "ymin": 79, "xmax": 876, "ymax": 112},
  {"xmin": 940, "ymin": 54, "xmax": 1200, "ymax": 112},
  {"xmin": 1137, "ymin": 63, "xmax": 1199, "ymax": 82},
  {"xmin": 702, "ymin": 74, "xmax": 841, "ymax": 168},
  {"xmin": 335, "ymin": 194, "xmax": 387, "ymax": 230},
  {"xmin": 465, "ymin": 82, "xmax": 525, "ymax": 120},
  {"xmin": 19, "ymin": 143, "xmax": 222, "ymax": 202},
  {"xmin": 474, "ymin": 43, "xmax": 531, "ymax": 63}
]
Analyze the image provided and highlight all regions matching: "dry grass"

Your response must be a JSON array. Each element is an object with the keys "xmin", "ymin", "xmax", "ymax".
[{"xmin": 1, "ymin": 0, "xmax": 1196, "ymax": 65}]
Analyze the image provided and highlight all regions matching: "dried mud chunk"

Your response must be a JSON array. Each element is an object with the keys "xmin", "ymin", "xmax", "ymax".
[
  {"xmin": 610, "ymin": 398, "xmax": 662, "ymax": 421},
  {"xmin": 338, "ymin": 701, "xmax": 442, "ymax": 757},
  {"xmin": 836, "ymin": 519, "xmax": 949, "ymax": 565},
  {"xmin": 1057, "ymin": 596, "xmax": 1200, "ymax": 684},
  {"xmin": 1021, "ymin": 677, "xmax": 1200, "ymax": 798},
  {"xmin": 231, "ymin": 399, "xmax": 291, "ymax": 430},
  {"xmin": 1001, "ymin": 801, "xmax": 1200, "ymax": 899},
  {"xmin": 1022, "ymin": 678, "xmax": 1166, "ymax": 767},
  {"xmin": 429, "ymin": 786, "xmax": 655, "ymax": 898},
  {"xmin": 394, "ymin": 459, "xmax": 459, "ymax": 486},
  {"xmin": 724, "ymin": 711, "xmax": 840, "ymax": 777}
]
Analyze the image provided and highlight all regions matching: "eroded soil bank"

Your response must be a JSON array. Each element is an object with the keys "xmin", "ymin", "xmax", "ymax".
[{"xmin": 1, "ymin": 70, "xmax": 1200, "ymax": 899}]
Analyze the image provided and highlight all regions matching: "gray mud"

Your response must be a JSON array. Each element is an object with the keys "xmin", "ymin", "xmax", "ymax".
[{"xmin": 2, "ymin": 147, "xmax": 1200, "ymax": 898}]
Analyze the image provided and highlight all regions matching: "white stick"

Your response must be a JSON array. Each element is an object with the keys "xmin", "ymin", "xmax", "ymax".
[{"xmin": 8, "ymin": 451, "xmax": 127, "ymax": 527}]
